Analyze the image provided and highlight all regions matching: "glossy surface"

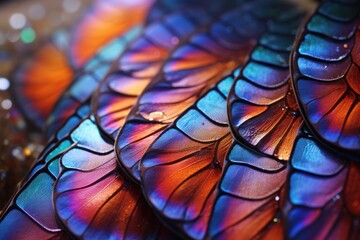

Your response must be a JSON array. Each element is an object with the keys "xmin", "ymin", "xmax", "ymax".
[
  {"xmin": 117, "ymin": 0, "xmax": 291, "ymax": 183},
  {"xmin": 141, "ymin": 66, "xmax": 291, "ymax": 238},
  {"xmin": 208, "ymin": 142, "xmax": 287, "ymax": 239},
  {"xmin": 11, "ymin": 0, "xmax": 154, "ymax": 130},
  {"xmin": 228, "ymin": 11, "xmax": 303, "ymax": 161},
  {"xmin": 11, "ymin": 32, "xmax": 73, "ymax": 129},
  {"xmin": 46, "ymin": 27, "xmax": 141, "ymax": 136},
  {"xmin": 141, "ymin": 71, "xmax": 236, "ymax": 239},
  {"xmin": 53, "ymin": 118, "xmax": 176, "ymax": 239},
  {"xmin": 69, "ymin": 0, "xmax": 155, "ymax": 67},
  {"xmin": 0, "ymin": 103, "xmax": 91, "ymax": 239},
  {"xmin": 283, "ymin": 133, "xmax": 360, "ymax": 239},
  {"xmin": 94, "ymin": 9, "xmax": 213, "ymax": 139},
  {"xmin": 292, "ymin": 0, "xmax": 360, "ymax": 154}
]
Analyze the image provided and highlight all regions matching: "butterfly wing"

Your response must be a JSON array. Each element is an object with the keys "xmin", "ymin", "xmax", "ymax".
[
  {"xmin": 69, "ymin": 0, "xmax": 155, "ymax": 67},
  {"xmin": 227, "ymin": 11, "xmax": 304, "ymax": 161},
  {"xmin": 291, "ymin": 0, "xmax": 360, "ymax": 155},
  {"xmin": 207, "ymin": 142, "xmax": 287, "ymax": 239},
  {"xmin": 51, "ymin": 116, "xmax": 177, "ymax": 239},
  {"xmin": 0, "ymin": 103, "xmax": 91, "ymax": 239},
  {"xmin": 140, "ymin": 71, "xmax": 236, "ymax": 239},
  {"xmin": 116, "ymin": 0, "xmax": 285, "ymax": 183},
  {"xmin": 11, "ymin": 32, "xmax": 73, "ymax": 129},
  {"xmin": 283, "ymin": 132, "xmax": 360, "ymax": 239},
  {"xmin": 93, "ymin": 8, "xmax": 214, "ymax": 139},
  {"xmin": 46, "ymin": 27, "xmax": 141, "ymax": 137}
]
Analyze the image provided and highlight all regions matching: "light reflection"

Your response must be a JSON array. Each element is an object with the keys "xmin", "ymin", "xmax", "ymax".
[
  {"xmin": 0, "ymin": 77, "xmax": 10, "ymax": 90},
  {"xmin": 9, "ymin": 13, "xmax": 27, "ymax": 29},
  {"xmin": 20, "ymin": 27, "xmax": 36, "ymax": 44},
  {"xmin": 1, "ymin": 99, "xmax": 12, "ymax": 110}
]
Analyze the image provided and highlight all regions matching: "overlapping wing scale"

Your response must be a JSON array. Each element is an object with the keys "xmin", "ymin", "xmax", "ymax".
[
  {"xmin": 54, "ymin": 149, "xmax": 175, "ymax": 239},
  {"xmin": 93, "ymin": 9, "xmax": 214, "ymax": 139},
  {"xmin": 69, "ymin": 0, "xmax": 155, "ymax": 67},
  {"xmin": 11, "ymin": 0, "xmax": 154, "ymax": 130},
  {"xmin": 140, "ymin": 71, "xmax": 237, "ymax": 239},
  {"xmin": 11, "ymin": 32, "xmax": 73, "ymax": 129},
  {"xmin": 53, "ymin": 119, "xmax": 176, "ymax": 239},
  {"xmin": 0, "ymin": 104, "xmax": 92, "ymax": 239},
  {"xmin": 292, "ymin": 0, "xmax": 360, "ymax": 154},
  {"xmin": 46, "ymin": 27, "xmax": 141, "ymax": 137},
  {"xmin": 207, "ymin": 142, "xmax": 287, "ymax": 239},
  {"xmin": 117, "ymin": 0, "xmax": 293, "ymax": 183},
  {"xmin": 228, "ymin": 11, "xmax": 304, "ymax": 160},
  {"xmin": 283, "ymin": 133, "xmax": 360, "ymax": 239}
]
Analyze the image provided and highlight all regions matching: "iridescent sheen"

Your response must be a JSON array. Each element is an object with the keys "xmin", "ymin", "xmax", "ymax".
[
  {"xmin": 69, "ymin": 0, "xmax": 155, "ymax": 67},
  {"xmin": 292, "ymin": 0, "xmax": 360, "ymax": 154},
  {"xmin": 55, "ymin": 149, "xmax": 175, "ymax": 239},
  {"xmin": 52, "ymin": 119, "xmax": 176, "ymax": 239},
  {"xmin": 207, "ymin": 142, "xmax": 287, "ymax": 239},
  {"xmin": 283, "ymin": 131, "xmax": 360, "ymax": 239},
  {"xmin": 0, "ymin": 104, "xmax": 90, "ymax": 239},
  {"xmin": 117, "ymin": 0, "xmax": 291, "ymax": 183},
  {"xmin": 11, "ymin": 31, "xmax": 73, "ymax": 129},
  {"xmin": 11, "ymin": 0, "xmax": 154, "ymax": 130},
  {"xmin": 227, "ymin": 8, "xmax": 304, "ymax": 161},
  {"xmin": 140, "ymin": 71, "xmax": 237, "ymax": 239},
  {"xmin": 93, "ymin": 9, "xmax": 214, "ymax": 139},
  {"xmin": 46, "ymin": 27, "xmax": 141, "ymax": 136}
]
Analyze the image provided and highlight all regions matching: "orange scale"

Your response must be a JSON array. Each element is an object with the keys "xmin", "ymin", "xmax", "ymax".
[
  {"xmin": 257, "ymin": 113, "xmax": 300, "ymax": 158},
  {"xmin": 345, "ymin": 163, "xmax": 360, "ymax": 216},
  {"xmin": 351, "ymin": 30, "xmax": 360, "ymax": 66},
  {"xmin": 239, "ymin": 102, "xmax": 288, "ymax": 146},
  {"xmin": 171, "ymin": 65, "xmax": 226, "ymax": 87},
  {"xmin": 70, "ymin": 0, "xmax": 154, "ymax": 67},
  {"xmin": 274, "ymin": 116, "xmax": 303, "ymax": 161},
  {"xmin": 346, "ymin": 64, "xmax": 360, "ymax": 95},
  {"xmin": 318, "ymin": 92, "xmax": 356, "ymax": 143},
  {"xmin": 131, "ymin": 62, "xmax": 163, "ymax": 78},
  {"xmin": 339, "ymin": 102, "xmax": 360, "ymax": 149},
  {"xmin": 164, "ymin": 170, "xmax": 219, "ymax": 220},
  {"xmin": 108, "ymin": 75, "xmax": 151, "ymax": 96}
]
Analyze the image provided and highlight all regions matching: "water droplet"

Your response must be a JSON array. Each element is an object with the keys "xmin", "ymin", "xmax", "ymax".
[
  {"xmin": 143, "ymin": 111, "xmax": 166, "ymax": 121},
  {"xmin": 333, "ymin": 194, "xmax": 340, "ymax": 201},
  {"xmin": 9, "ymin": 13, "xmax": 26, "ymax": 29}
]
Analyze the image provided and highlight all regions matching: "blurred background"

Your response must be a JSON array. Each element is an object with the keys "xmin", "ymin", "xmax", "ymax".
[{"xmin": 0, "ymin": 0, "xmax": 92, "ymax": 210}]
